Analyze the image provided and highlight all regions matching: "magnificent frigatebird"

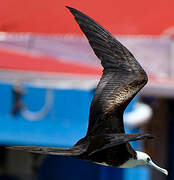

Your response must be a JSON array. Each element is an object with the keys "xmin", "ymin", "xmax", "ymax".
[{"xmin": 9, "ymin": 7, "xmax": 168, "ymax": 175}]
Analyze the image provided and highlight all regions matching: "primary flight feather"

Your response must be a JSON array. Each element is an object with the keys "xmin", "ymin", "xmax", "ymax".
[{"xmin": 7, "ymin": 6, "xmax": 168, "ymax": 175}]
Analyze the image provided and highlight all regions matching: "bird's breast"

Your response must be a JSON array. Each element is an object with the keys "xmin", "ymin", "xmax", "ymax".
[{"xmin": 118, "ymin": 158, "xmax": 138, "ymax": 168}]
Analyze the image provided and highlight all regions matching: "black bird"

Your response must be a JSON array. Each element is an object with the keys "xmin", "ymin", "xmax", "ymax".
[{"xmin": 9, "ymin": 7, "xmax": 168, "ymax": 175}]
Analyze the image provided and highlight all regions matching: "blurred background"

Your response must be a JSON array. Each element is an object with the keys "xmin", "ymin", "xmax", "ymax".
[{"xmin": 0, "ymin": 0, "xmax": 173, "ymax": 180}]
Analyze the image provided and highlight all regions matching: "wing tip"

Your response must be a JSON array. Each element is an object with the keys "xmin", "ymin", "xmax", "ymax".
[
  {"xmin": 65, "ymin": 6, "xmax": 72, "ymax": 11},
  {"xmin": 66, "ymin": 6, "xmax": 80, "ymax": 16}
]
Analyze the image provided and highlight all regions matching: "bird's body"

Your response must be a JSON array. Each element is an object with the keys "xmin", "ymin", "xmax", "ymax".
[
  {"xmin": 8, "ymin": 6, "xmax": 168, "ymax": 175},
  {"xmin": 79, "ymin": 142, "xmax": 136, "ymax": 168}
]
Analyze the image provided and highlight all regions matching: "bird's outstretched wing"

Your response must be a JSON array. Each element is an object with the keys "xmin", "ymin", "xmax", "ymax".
[
  {"xmin": 87, "ymin": 133, "xmax": 153, "ymax": 156},
  {"xmin": 7, "ymin": 146, "xmax": 85, "ymax": 156},
  {"xmin": 67, "ymin": 7, "xmax": 148, "ymax": 135}
]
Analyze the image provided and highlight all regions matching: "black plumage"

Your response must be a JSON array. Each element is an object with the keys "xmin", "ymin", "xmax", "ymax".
[{"xmin": 8, "ymin": 6, "xmax": 153, "ymax": 167}]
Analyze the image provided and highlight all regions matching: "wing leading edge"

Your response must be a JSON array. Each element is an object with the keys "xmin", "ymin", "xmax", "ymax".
[{"xmin": 67, "ymin": 7, "xmax": 148, "ymax": 135}]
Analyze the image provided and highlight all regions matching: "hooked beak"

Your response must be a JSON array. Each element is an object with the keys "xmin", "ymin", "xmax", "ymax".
[{"xmin": 148, "ymin": 160, "xmax": 168, "ymax": 176}]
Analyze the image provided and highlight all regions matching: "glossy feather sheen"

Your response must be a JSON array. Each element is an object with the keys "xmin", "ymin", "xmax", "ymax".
[
  {"xmin": 66, "ymin": 7, "xmax": 147, "ymax": 135},
  {"xmin": 7, "ymin": 7, "xmax": 152, "ymax": 166}
]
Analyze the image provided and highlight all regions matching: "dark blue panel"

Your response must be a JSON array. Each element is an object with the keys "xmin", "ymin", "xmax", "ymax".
[{"xmin": 38, "ymin": 156, "xmax": 123, "ymax": 180}]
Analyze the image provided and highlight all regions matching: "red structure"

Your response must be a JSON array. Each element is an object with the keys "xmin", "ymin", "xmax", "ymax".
[
  {"xmin": 0, "ymin": 48, "xmax": 101, "ymax": 76},
  {"xmin": 0, "ymin": 0, "xmax": 174, "ymax": 35}
]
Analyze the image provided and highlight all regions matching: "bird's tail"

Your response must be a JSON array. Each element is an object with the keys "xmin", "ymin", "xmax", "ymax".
[{"xmin": 7, "ymin": 146, "xmax": 84, "ymax": 156}]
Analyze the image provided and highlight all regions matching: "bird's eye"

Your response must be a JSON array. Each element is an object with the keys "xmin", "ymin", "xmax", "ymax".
[{"xmin": 147, "ymin": 157, "xmax": 150, "ymax": 162}]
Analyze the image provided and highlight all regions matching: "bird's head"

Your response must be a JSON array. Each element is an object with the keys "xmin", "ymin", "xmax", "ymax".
[{"xmin": 136, "ymin": 151, "xmax": 168, "ymax": 176}]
